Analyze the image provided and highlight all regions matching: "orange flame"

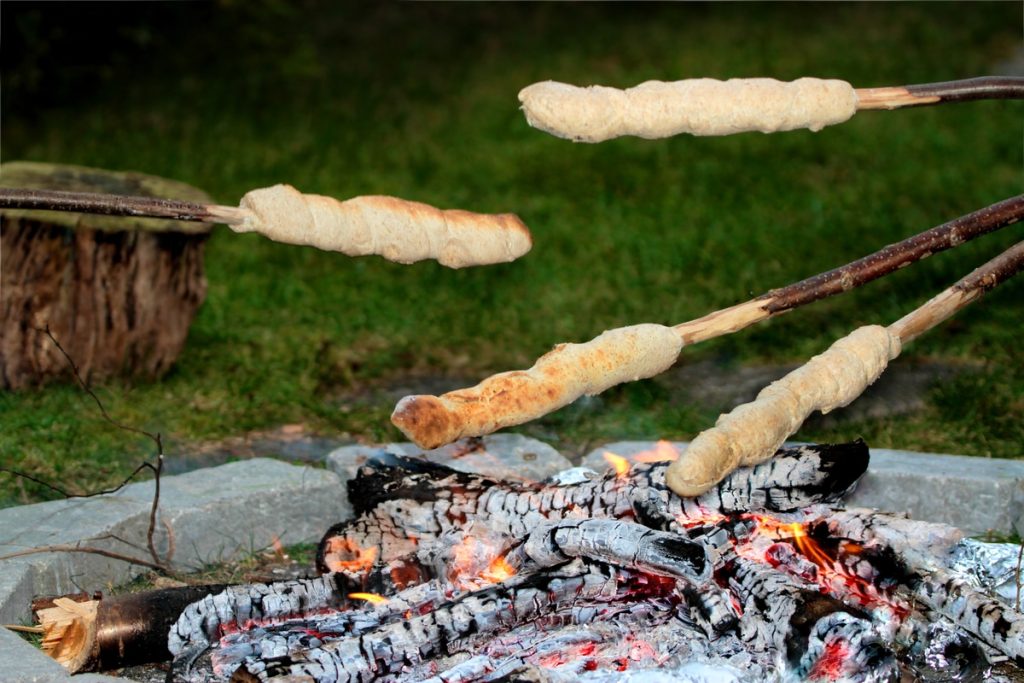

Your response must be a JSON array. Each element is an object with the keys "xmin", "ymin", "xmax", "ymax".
[
  {"xmin": 325, "ymin": 538, "xmax": 378, "ymax": 573},
  {"xmin": 348, "ymin": 592, "xmax": 388, "ymax": 605},
  {"xmin": 482, "ymin": 555, "xmax": 516, "ymax": 583},
  {"xmin": 269, "ymin": 534, "xmax": 288, "ymax": 560},
  {"xmin": 633, "ymin": 440, "xmax": 680, "ymax": 463},
  {"xmin": 449, "ymin": 534, "xmax": 517, "ymax": 588},
  {"xmin": 788, "ymin": 523, "xmax": 835, "ymax": 570},
  {"xmin": 603, "ymin": 452, "xmax": 630, "ymax": 479}
]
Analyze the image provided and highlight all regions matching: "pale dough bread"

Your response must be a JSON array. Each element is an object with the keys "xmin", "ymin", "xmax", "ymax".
[
  {"xmin": 665, "ymin": 325, "xmax": 901, "ymax": 497},
  {"xmin": 518, "ymin": 77, "xmax": 859, "ymax": 142},
  {"xmin": 391, "ymin": 324, "xmax": 684, "ymax": 449},
  {"xmin": 235, "ymin": 184, "xmax": 532, "ymax": 268}
]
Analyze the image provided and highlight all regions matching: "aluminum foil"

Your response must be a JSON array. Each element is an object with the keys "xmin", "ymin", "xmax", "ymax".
[{"xmin": 949, "ymin": 539, "xmax": 1024, "ymax": 606}]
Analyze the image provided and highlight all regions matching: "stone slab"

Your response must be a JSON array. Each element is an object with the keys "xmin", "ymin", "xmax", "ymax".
[
  {"xmin": 843, "ymin": 448, "xmax": 1024, "ymax": 537},
  {"xmin": 0, "ymin": 624, "xmax": 68, "ymax": 682},
  {"xmin": 583, "ymin": 441, "xmax": 1024, "ymax": 537},
  {"xmin": 328, "ymin": 434, "xmax": 573, "ymax": 491},
  {"xmin": 0, "ymin": 459, "xmax": 344, "ymax": 625}
]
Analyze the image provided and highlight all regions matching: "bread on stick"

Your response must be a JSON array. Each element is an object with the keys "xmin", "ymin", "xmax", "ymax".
[
  {"xmin": 518, "ymin": 77, "xmax": 858, "ymax": 142},
  {"xmin": 235, "ymin": 184, "xmax": 532, "ymax": 268},
  {"xmin": 664, "ymin": 325, "xmax": 901, "ymax": 498},
  {"xmin": 391, "ymin": 324, "xmax": 683, "ymax": 449}
]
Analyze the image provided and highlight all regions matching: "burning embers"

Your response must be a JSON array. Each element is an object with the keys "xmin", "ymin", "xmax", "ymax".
[{"xmin": 168, "ymin": 441, "xmax": 1024, "ymax": 682}]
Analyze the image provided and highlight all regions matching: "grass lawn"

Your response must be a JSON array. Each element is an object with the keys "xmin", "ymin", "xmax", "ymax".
[{"xmin": 1, "ymin": 2, "xmax": 1022, "ymax": 507}]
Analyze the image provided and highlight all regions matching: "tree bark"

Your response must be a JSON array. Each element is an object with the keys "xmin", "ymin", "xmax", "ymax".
[{"xmin": 0, "ymin": 161, "xmax": 212, "ymax": 389}]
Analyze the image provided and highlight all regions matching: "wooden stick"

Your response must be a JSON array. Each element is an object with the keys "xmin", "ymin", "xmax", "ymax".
[
  {"xmin": 856, "ymin": 76, "xmax": 1024, "ymax": 110},
  {"xmin": 392, "ymin": 196, "xmax": 1023, "ymax": 449},
  {"xmin": 664, "ymin": 241, "xmax": 1024, "ymax": 497},
  {"xmin": 0, "ymin": 187, "xmax": 246, "ymax": 224},
  {"xmin": 888, "ymin": 240, "xmax": 1024, "ymax": 343},
  {"xmin": 0, "ymin": 185, "xmax": 533, "ymax": 268}
]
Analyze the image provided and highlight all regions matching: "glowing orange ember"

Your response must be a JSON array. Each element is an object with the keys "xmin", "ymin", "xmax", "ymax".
[
  {"xmin": 348, "ymin": 592, "xmax": 388, "ymax": 605},
  {"xmin": 482, "ymin": 555, "xmax": 516, "ymax": 583},
  {"xmin": 632, "ymin": 440, "xmax": 680, "ymax": 463},
  {"xmin": 603, "ymin": 452, "xmax": 630, "ymax": 478},
  {"xmin": 449, "ymin": 534, "xmax": 517, "ymax": 588},
  {"xmin": 325, "ymin": 539, "xmax": 378, "ymax": 573}
]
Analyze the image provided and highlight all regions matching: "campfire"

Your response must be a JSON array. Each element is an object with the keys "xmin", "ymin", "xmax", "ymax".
[{"xmin": 153, "ymin": 441, "xmax": 1023, "ymax": 682}]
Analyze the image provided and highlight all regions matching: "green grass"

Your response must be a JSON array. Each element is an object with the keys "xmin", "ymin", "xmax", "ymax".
[{"xmin": 2, "ymin": 3, "xmax": 1022, "ymax": 506}]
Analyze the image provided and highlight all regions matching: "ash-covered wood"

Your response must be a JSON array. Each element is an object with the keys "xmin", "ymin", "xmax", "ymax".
[
  {"xmin": 317, "ymin": 441, "xmax": 868, "ymax": 574},
  {"xmin": 163, "ymin": 441, "xmax": 1024, "ymax": 682}
]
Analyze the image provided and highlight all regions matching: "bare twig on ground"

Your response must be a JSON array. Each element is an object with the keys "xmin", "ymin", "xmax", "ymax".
[{"xmin": 1, "ymin": 328, "xmax": 171, "ymax": 571}]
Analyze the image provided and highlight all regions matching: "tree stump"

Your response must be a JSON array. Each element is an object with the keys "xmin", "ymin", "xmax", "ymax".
[{"xmin": 0, "ymin": 161, "xmax": 213, "ymax": 389}]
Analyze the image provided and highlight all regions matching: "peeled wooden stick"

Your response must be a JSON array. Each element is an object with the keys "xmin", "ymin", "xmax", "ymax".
[
  {"xmin": 391, "ymin": 196, "xmax": 1023, "ymax": 448},
  {"xmin": 0, "ymin": 185, "xmax": 532, "ymax": 268},
  {"xmin": 518, "ymin": 76, "xmax": 1024, "ymax": 142},
  {"xmin": 664, "ymin": 240, "xmax": 1024, "ymax": 497}
]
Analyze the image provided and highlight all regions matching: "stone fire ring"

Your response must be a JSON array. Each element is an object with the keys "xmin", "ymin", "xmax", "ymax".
[{"xmin": 1, "ymin": 435, "xmax": 1022, "ymax": 682}]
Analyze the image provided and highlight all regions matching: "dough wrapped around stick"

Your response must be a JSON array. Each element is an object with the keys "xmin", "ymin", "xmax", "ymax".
[
  {"xmin": 391, "ymin": 324, "xmax": 683, "ymax": 449},
  {"xmin": 518, "ymin": 77, "xmax": 859, "ymax": 142},
  {"xmin": 235, "ymin": 184, "xmax": 532, "ymax": 268},
  {"xmin": 664, "ymin": 325, "xmax": 901, "ymax": 498}
]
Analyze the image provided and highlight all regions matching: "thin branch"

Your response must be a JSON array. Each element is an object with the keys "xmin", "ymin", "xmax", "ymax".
[
  {"xmin": 0, "ymin": 188, "xmax": 246, "ymax": 225},
  {"xmin": 4, "ymin": 625, "xmax": 45, "ymax": 634},
  {"xmin": 146, "ymin": 446, "xmax": 164, "ymax": 567},
  {"xmin": 664, "ymin": 240, "xmax": 1024, "ymax": 498},
  {"xmin": 391, "ymin": 196, "xmax": 1023, "ymax": 449},
  {"xmin": 0, "ymin": 545, "xmax": 167, "ymax": 572},
  {"xmin": 0, "ymin": 462, "xmax": 156, "ymax": 500},
  {"xmin": 856, "ymin": 76, "xmax": 1024, "ymax": 110},
  {"xmin": 888, "ymin": 241, "xmax": 1024, "ymax": 343},
  {"xmin": 12, "ymin": 327, "xmax": 173, "ymax": 570},
  {"xmin": 40, "ymin": 325, "xmax": 162, "ymax": 446}
]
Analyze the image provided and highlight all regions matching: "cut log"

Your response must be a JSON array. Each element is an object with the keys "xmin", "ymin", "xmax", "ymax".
[
  {"xmin": 0, "ymin": 161, "xmax": 212, "ymax": 389},
  {"xmin": 33, "ymin": 584, "xmax": 227, "ymax": 673}
]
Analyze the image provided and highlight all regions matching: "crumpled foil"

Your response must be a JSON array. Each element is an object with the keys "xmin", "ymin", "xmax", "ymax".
[
  {"xmin": 949, "ymin": 538, "xmax": 1024, "ymax": 606},
  {"xmin": 548, "ymin": 467, "xmax": 598, "ymax": 486}
]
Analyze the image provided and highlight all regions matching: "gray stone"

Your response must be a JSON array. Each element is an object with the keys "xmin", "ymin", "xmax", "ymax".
[
  {"xmin": 328, "ymin": 434, "xmax": 572, "ymax": 488},
  {"xmin": 844, "ymin": 448, "xmax": 1024, "ymax": 537},
  {"xmin": 0, "ymin": 624, "xmax": 68, "ymax": 682},
  {"xmin": 0, "ymin": 459, "xmax": 344, "ymax": 625},
  {"xmin": 582, "ymin": 442, "xmax": 1024, "ymax": 537},
  {"xmin": 0, "ymin": 562, "xmax": 36, "ymax": 627}
]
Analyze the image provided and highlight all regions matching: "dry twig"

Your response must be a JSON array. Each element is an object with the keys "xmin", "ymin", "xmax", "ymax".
[{"xmin": 0, "ymin": 327, "xmax": 170, "ymax": 571}]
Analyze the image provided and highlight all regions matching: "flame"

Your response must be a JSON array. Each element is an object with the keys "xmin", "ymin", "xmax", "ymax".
[
  {"xmin": 348, "ymin": 592, "xmax": 388, "ymax": 605},
  {"xmin": 482, "ymin": 555, "xmax": 516, "ymax": 583},
  {"xmin": 632, "ymin": 440, "xmax": 680, "ymax": 463},
  {"xmin": 788, "ymin": 523, "xmax": 835, "ymax": 570},
  {"xmin": 269, "ymin": 534, "xmax": 288, "ymax": 560},
  {"xmin": 449, "ymin": 534, "xmax": 515, "ymax": 588},
  {"xmin": 602, "ymin": 451, "xmax": 630, "ymax": 479},
  {"xmin": 324, "ymin": 538, "xmax": 378, "ymax": 573}
]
